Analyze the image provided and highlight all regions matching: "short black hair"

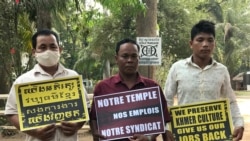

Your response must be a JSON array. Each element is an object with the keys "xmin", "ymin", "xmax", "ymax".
[
  {"xmin": 191, "ymin": 20, "xmax": 215, "ymax": 40},
  {"xmin": 31, "ymin": 29, "xmax": 60, "ymax": 49},
  {"xmin": 115, "ymin": 38, "xmax": 140, "ymax": 54}
]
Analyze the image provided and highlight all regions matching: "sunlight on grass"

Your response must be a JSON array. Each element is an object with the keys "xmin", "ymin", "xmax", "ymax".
[{"xmin": 235, "ymin": 91, "xmax": 250, "ymax": 96}]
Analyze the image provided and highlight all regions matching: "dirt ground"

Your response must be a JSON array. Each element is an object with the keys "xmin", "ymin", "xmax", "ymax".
[{"xmin": 1, "ymin": 96, "xmax": 249, "ymax": 141}]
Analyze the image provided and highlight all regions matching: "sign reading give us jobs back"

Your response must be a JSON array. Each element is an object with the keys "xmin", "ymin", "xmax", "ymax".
[
  {"xmin": 136, "ymin": 37, "xmax": 161, "ymax": 66},
  {"xmin": 168, "ymin": 99, "xmax": 233, "ymax": 141},
  {"xmin": 15, "ymin": 75, "xmax": 89, "ymax": 131}
]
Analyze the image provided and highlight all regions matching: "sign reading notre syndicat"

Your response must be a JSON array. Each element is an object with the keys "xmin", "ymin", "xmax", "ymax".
[
  {"xmin": 94, "ymin": 86, "xmax": 165, "ymax": 141},
  {"xmin": 15, "ymin": 75, "xmax": 89, "ymax": 131}
]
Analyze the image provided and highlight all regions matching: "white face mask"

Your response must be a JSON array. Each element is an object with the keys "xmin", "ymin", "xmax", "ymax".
[{"xmin": 35, "ymin": 50, "xmax": 60, "ymax": 67}]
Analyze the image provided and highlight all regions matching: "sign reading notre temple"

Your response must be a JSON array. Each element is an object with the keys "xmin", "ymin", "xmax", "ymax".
[
  {"xmin": 15, "ymin": 75, "xmax": 89, "ymax": 131},
  {"xmin": 94, "ymin": 86, "xmax": 165, "ymax": 141}
]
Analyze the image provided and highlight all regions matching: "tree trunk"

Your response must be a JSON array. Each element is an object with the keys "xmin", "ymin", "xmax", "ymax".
[
  {"xmin": 36, "ymin": 5, "xmax": 52, "ymax": 30},
  {"xmin": 0, "ymin": 0, "xmax": 16, "ymax": 95},
  {"xmin": 103, "ymin": 59, "xmax": 110, "ymax": 79},
  {"xmin": 136, "ymin": 0, "xmax": 157, "ymax": 79}
]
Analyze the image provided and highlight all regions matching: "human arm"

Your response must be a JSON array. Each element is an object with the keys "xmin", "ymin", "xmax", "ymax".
[
  {"xmin": 163, "ymin": 130, "xmax": 175, "ymax": 141},
  {"xmin": 57, "ymin": 121, "xmax": 85, "ymax": 136},
  {"xmin": 88, "ymin": 82, "xmax": 107, "ymax": 141},
  {"xmin": 157, "ymin": 86, "xmax": 174, "ymax": 141},
  {"xmin": 163, "ymin": 64, "xmax": 177, "ymax": 107},
  {"xmin": 221, "ymin": 69, "xmax": 244, "ymax": 140},
  {"xmin": 230, "ymin": 100, "xmax": 244, "ymax": 141},
  {"xmin": 6, "ymin": 114, "xmax": 57, "ymax": 140},
  {"xmin": 89, "ymin": 119, "xmax": 106, "ymax": 141},
  {"xmin": 129, "ymin": 132, "xmax": 174, "ymax": 141},
  {"xmin": 5, "ymin": 81, "xmax": 57, "ymax": 140},
  {"xmin": 129, "ymin": 134, "xmax": 157, "ymax": 141},
  {"xmin": 83, "ymin": 86, "xmax": 91, "ymax": 109},
  {"xmin": 163, "ymin": 64, "xmax": 177, "ymax": 140},
  {"xmin": 129, "ymin": 134, "xmax": 149, "ymax": 141},
  {"xmin": 233, "ymin": 126, "xmax": 244, "ymax": 141},
  {"xmin": 5, "ymin": 114, "xmax": 20, "ymax": 130}
]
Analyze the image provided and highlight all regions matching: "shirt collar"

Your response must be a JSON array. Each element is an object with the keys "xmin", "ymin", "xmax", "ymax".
[
  {"xmin": 186, "ymin": 56, "xmax": 218, "ymax": 66},
  {"xmin": 113, "ymin": 73, "xmax": 146, "ymax": 86},
  {"xmin": 33, "ymin": 63, "xmax": 65, "ymax": 75}
]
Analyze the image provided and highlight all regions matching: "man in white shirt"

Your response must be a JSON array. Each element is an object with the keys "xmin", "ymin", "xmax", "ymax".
[
  {"xmin": 164, "ymin": 20, "xmax": 244, "ymax": 141},
  {"xmin": 5, "ymin": 29, "xmax": 89, "ymax": 141}
]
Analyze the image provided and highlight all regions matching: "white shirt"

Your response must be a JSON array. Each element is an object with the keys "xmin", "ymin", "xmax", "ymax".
[
  {"xmin": 164, "ymin": 56, "xmax": 244, "ymax": 127},
  {"xmin": 5, "ymin": 64, "xmax": 90, "ymax": 141}
]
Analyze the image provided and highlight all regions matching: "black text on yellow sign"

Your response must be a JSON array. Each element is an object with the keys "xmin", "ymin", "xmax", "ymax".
[
  {"xmin": 168, "ymin": 99, "xmax": 233, "ymax": 141},
  {"xmin": 15, "ymin": 75, "xmax": 89, "ymax": 131}
]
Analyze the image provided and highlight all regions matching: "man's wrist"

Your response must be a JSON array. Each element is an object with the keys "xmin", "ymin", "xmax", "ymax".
[
  {"xmin": 235, "ymin": 126, "xmax": 244, "ymax": 130},
  {"xmin": 24, "ymin": 129, "xmax": 38, "ymax": 137}
]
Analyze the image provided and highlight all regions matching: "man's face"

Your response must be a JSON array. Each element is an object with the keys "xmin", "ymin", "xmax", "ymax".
[
  {"xmin": 33, "ymin": 34, "xmax": 61, "ymax": 54},
  {"xmin": 115, "ymin": 43, "xmax": 139, "ymax": 75},
  {"xmin": 189, "ymin": 32, "xmax": 215, "ymax": 60}
]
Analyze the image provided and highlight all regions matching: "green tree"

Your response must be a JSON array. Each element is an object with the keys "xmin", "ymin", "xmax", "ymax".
[
  {"xmin": 135, "ymin": 0, "xmax": 158, "ymax": 79},
  {"xmin": 155, "ymin": 0, "xmax": 208, "ymax": 85},
  {"xmin": 197, "ymin": 0, "xmax": 250, "ymax": 75},
  {"xmin": 0, "ymin": 0, "xmax": 85, "ymax": 94},
  {"xmin": 0, "ymin": 0, "xmax": 34, "ymax": 111},
  {"xmin": 18, "ymin": 0, "xmax": 83, "ymax": 29},
  {"xmin": 76, "ymin": 0, "xmax": 145, "ymax": 79},
  {"xmin": 0, "ymin": 0, "xmax": 14, "ymax": 93}
]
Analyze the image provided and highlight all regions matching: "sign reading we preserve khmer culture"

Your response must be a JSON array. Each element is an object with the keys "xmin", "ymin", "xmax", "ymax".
[
  {"xmin": 94, "ymin": 86, "xmax": 165, "ymax": 141},
  {"xmin": 15, "ymin": 75, "xmax": 89, "ymax": 131},
  {"xmin": 168, "ymin": 99, "xmax": 233, "ymax": 141}
]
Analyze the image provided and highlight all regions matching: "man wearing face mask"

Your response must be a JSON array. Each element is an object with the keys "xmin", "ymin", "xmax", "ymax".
[{"xmin": 5, "ymin": 29, "xmax": 90, "ymax": 141}]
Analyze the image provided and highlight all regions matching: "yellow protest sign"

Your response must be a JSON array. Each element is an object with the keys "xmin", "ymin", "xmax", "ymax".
[
  {"xmin": 15, "ymin": 75, "xmax": 89, "ymax": 131},
  {"xmin": 168, "ymin": 99, "xmax": 233, "ymax": 141}
]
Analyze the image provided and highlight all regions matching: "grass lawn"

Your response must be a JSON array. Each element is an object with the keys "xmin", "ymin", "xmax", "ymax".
[{"xmin": 235, "ymin": 91, "xmax": 250, "ymax": 96}]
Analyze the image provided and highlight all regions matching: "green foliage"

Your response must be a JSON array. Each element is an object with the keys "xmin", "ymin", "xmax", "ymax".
[
  {"xmin": 78, "ymin": 2, "xmax": 140, "ymax": 78},
  {"xmin": 155, "ymin": 54, "xmax": 174, "ymax": 88},
  {"xmin": 194, "ymin": 0, "xmax": 250, "ymax": 76},
  {"xmin": 73, "ymin": 47, "xmax": 103, "ymax": 80},
  {"xmin": 2, "ymin": 0, "xmax": 250, "ymax": 90},
  {"xmin": 0, "ymin": 0, "xmax": 20, "ymax": 92},
  {"xmin": 158, "ymin": 0, "xmax": 192, "ymax": 62},
  {"xmin": 196, "ymin": 0, "xmax": 224, "ymax": 22},
  {"xmin": 97, "ymin": 0, "xmax": 146, "ymax": 16},
  {"xmin": 235, "ymin": 91, "xmax": 250, "ymax": 95}
]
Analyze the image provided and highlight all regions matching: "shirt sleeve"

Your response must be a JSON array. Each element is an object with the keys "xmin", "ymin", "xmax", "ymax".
[
  {"xmin": 159, "ymin": 87, "xmax": 171, "ymax": 123},
  {"xmin": 5, "ymin": 82, "xmax": 18, "ymax": 115},
  {"xmin": 89, "ymin": 83, "xmax": 101, "ymax": 120},
  {"xmin": 83, "ymin": 86, "xmax": 91, "ymax": 108},
  {"xmin": 221, "ymin": 69, "xmax": 244, "ymax": 127},
  {"xmin": 164, "ymin": 64, "xmax": 177, "ymax": 107}
]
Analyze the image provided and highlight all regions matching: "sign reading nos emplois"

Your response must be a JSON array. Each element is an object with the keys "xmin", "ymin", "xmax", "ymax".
[
  {"xmin": 94, "ymin": 86, "xmax": 165, "ymax": 141},
  {"xmin": 136, "ymin": 37, "xmax": 162, "ymax": 66}
]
